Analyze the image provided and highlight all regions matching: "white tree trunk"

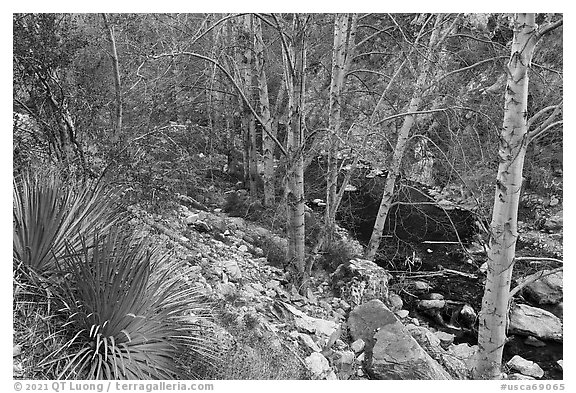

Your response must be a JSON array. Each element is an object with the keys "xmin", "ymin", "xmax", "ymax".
[
  {"xmin": 364, "ymin": 15, "xmax": 443, "ymax": 261},
  {"xmin": 282, "ymin": 15, "xmax": 308, "ymax": 290},
  {"xmin": 253, "ymin": 16, "xmax": 276, "ymax": 206},
  {"xmin": 325, "ymin": 13, "xmax": 357, "ymax": 241},
  {"xmin": 473, "ymin": 13, "xmax": 537, "ymax": 379}
]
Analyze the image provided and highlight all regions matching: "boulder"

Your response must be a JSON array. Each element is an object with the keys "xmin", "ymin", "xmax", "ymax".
[
  {"xmin": 222, "ymin": 260, "xmax": 242, "ymax": 281},
  {"xmin": 304, "ymin": 352, "xmax": 331, "ymax": 379},
  {"xmin": 351, "ymin": 338, "xmax": 365, "ymax": 354},
  {"xmin": 388, "ymin": 293, "xmax": 404, "ymax": 311},
  {"xmin": 509, "ymin": 303, "xmax": 563, "ymax": 342},
  {"xmin": 407, "ymin": 324, "xmax": 469, "ymax": 379},
  {"xmin": 348, "ymin": 299, "xmax": 397, "ymax": 347},
  {"xmin": 506, "ymin": 355, "xmax": 544, "ymax": 378},
  {"xmin": 520, "ymin": 270, "xmax": 563, "ymax": 305},
  {"xmin": 446, "ymin": 343, "xmax": 478, "ymax": 371},
  {"xmin": 370, "ymin": 318, "xmax": 452, "ymax": 379},
  {"xmin": 348, "ymin": 300, "xmax": 451, "ymax": 380},
  {"xmin": 331, "ymin": 259, "xmax": 391, "ymax": 308},
  {"xmin": 333, "ymin": 350, "xmax": 355, "ymax": 379}
]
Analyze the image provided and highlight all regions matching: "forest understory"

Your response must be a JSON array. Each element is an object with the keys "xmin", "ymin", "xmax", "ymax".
[{"xmin": 13, "ymin": 12, "xmax": 563, "ymax": 381}]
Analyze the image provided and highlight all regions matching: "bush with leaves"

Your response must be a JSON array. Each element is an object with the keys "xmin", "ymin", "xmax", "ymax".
[{"xmin": 43, "ymin": 229, "xmax": 218, "ymax": 379}]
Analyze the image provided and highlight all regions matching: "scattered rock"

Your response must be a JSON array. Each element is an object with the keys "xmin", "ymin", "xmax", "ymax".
[
  {"xmin": 557, "ymin": 360, "xmax": 563, "ymax": 370},
  {"xmin": 446, "ymin": 343, "xmax": 477, "ymax": 371},
  {"xmin": 290, "ymin": 332, "xmax": 321, "ymax": 352},
  {"xmin": 417, "ymin": 299, "xmax": 446, "ymax": 310},
  {"xmin": 13, "ymin": 345, "xmax": 22, "ymax": 357},
  {"xmin": 520, "ymin": 270, "xmax": 563, "ymax": 305},
  {"xmin": 411, "ymin": 281, "xmax": 432, "ymax": 292},
  {"xmin": 549, "ymin": 196, "xmax": 559, "ymax": 207},
  {"xmin": 506, "ymin": 355, "xmax": 544, "ymax": 378},
  {"xmin": 508, "ymin": 373, "xmax": 536, "ymax": 380},
  {"xmin": 348, "ymin": 299, "xmax": 397, "ymax": 347},
  {"xmin": 524, "ymin": 336, "xmax": 546, "ymax": 347},
  {"xmin": 427, "ymin": 293, "xmax": 444, "ymax": 300},
  {"xmin": 222, "ymin": 260, "xmax": 242, "ymax": 281},
  {"xmin": 509, "ymin": 303, "xmax": 563, "ymax": 342},
  {"xmin": 434, "ymin": 331, "xmax": 455, "ymax": 349},
  {"xmin": 351, "ymin": 338, "xmax": 365, "ymax": 354},
  {"xmin": 542, "ymin": 211, "xmax": 563, "ymax": 231},
  {"xmin": 388, "ymin": 293, "xmax": 403, "ymax": 311},
  {"xmin": 295, "ymin": 315, "xmax": 338, "ymax": 337},
  {"xmin": 331, "ymin": 259, "xmax": 391, "ymax": 307},
  {"xmin": 370, "ymin": 315, "xmax": 452, "ymax": 379},
  {"xmin": 459, "ymin": 304, "xmax": 478, "ymax": 328},
  {"xmin": 305, "ymin": 352, "xmax": 331, "ymax": 379},
  {"xmin": 407, "ymin": 324, "xmax": 469, "ymax": 379},
  {"xmin": 334, "ymin": 350, "xmax": 355, "ymax": 379},
  {"xmin": 395, "ymin": 309, "xmax": 410, "ymax": 319},
  {"xmin": 238, "ymin": 244, "xmax": 249, "ymax": 253},
  {"xmin": 349, "ymin": 300, "xmax": 451, "ymax": 379}
]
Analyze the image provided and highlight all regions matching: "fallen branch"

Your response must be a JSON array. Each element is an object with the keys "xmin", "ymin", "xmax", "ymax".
[{"xmin": 508, "ymin": 266, "xmax": 563, "ymax": 299}]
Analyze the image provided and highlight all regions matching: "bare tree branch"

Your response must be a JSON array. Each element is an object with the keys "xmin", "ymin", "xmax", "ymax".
[
  {"xmin": 150, "ymin": 51, "xmax": 288, "ymax": 156},
  {"xmin": 508, "ymin": 266, "xmax": 563, "ymax": 299}
]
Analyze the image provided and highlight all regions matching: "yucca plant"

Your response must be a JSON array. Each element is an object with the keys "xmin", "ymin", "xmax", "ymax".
[
  {"xmin": 46, "ymin": 229, "xmax": 218, "ymax": 379},
  {"xmin": 13, "ymin": 171, "xmax": 125, "ymax": 276}
]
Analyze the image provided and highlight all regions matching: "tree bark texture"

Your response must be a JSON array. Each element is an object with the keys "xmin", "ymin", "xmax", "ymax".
[
  {"xmin": 253, "ymin": 16, "xmax": 276, "ymax": 206},
  {"xmin": 102, "ymin": 14, "xmax": 123, "ymax": 141},
  {"xmin": 325, "ymin": 13, "xmax": 357, "ymax": 241},
  {"xmin": 282, "ymin": 15, "xmax": 308, "ymax": 290},
  {"xmin": 364, "ymin": 15, "xmax": 444, "ymax": 261},
  {"xmin": 473, "ymin": 13, "xmax": 538, "ymax": 380}
]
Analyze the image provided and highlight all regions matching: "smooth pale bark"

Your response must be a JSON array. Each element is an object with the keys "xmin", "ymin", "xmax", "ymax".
[
  {"xmin": 473, "ymin": 13, "xmax": 537, "ymax": 380},
  {"xmin": 102, "ymin": 14, "xmax": 123, "ymax": 140},
  {"xmin": 364, "ymin": 15, "xmax": 443, "ymax": 261},
  {"xmin": 253, "ymin": 16, "xmax": 276, "ymax": 206},
  {"xmin": 325, "ymin": 13, "xmax": 357, "ymax": 241},
  {"xmin": 282, "ymin": 15, "xmax": 308, "ymax": 290}
]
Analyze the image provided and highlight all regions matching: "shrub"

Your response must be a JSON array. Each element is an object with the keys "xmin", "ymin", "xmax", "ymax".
[
  {"xmin": 13, "ymin": 171, "xmax": 124, "ymax": 276},
  {"xmin": 43, "ymin": 229, "xmax": 218, "ymax": 379}
]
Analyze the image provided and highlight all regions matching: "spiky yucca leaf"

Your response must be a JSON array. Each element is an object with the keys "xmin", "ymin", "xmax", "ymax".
[
  {"xmin": 13, "ymin": 171, "xmax": 124, "ymax": 276},
  {"xmin": 50, "ymin": 229, "xmax": 218, "ymax": 380}
]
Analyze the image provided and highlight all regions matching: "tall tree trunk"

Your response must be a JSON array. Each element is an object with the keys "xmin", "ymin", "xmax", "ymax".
[
  {"xmin": 282, "ymin": 14, "xmax": 308, "ymax": 291},
  {"xmin": 253, "ymin": 16, "xmax": 276, "ymax": 206},
  {"xmin": 364, "ymin": 15, "xmax": 444, "ymax": 261},
  {"xmin": 473, "ymin": 13, "xmax": 538, "ymax": 380},
  {"xmin": 325, "ymin": 13, "xmax": 357, "ymax": 242},
  {"xmin": 102, "ymin": 13, "xmax": 122, "ymax": 141}
]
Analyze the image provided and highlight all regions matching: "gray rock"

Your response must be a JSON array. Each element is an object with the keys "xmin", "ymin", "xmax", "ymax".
[
  {"xmin": 348, "ymin": 299, "xmax": 397, "ymax": 347},
  {"xmin": 305, "ymin": 352, "xmax": 331, "ymax": 379},
  {"xmin": 395, "ymin": 309, "xmax": 410, "ymax": 319},
  {"xmin": 520, "ymin": 270, "xmax": 563, "ymax": 305},
  {"xmin": 334, "ymin": 350, "xmax": 356, "ymax": 379},
  {"xmin": 509, "ymin": 303, "xmax": 563, "ymax": 342},
  {"xmin": 428, "ymin": 293, "xmax": 444, "ymax": 300},
  {"xmin": 407, "ymin": 325, "xmax": 469, "ymax": 379},
  {"xmin": 371, "ymin": 318, "xmax": 451, "ymax": 379},
  {"xmin": 524, "ymin": 336, "xmax": 546, "ymax": 347},
  {"xmin": 459, "ymin": 304, "xmax": 478, "ymax": 328},
  {"xmin": 434, "ymin": 331, "xmax": 455, "ymax": 349},
  {"xmin": 506, "ymin": 355, "xmax": 544, "ymax": 378},
  {"xmin": 388, "ymin": 293, "xmax": 404, "ymax": 311},
  {"xmin": 351, "ymin": 338, "xmax": 365, "ymax": 353},
  {"xmin": 222, "ymin": 260, "xmax": 242, "ymax": 281},
  {"xmin": 508, "ymin": 373, "xmax": 536, "ymax": 380},
  {"xmin": 295, "ymin": 315, "xmax": 339, "ymax": 337},
  {"xmin": 331, "ymin": 259, "xmax": 391, "ymax": 308},
  {"xmin": 349, "ymin": 300, "xmax": 451, "ymax": 379},
  {"xmin": 417, "ymin": 299, "xmax": 446, "ymax": 310},
  {"xmin": 557, "ymin": 360, "xmax": 563, "ymax": 370},
  {"xmin": 411, "ymin": 281, "xmax": 432, "ymax": 292},
  {"xmin": 446, "ymin": 343, "xmax": 478, "ymax": 371},
  {"xmin": 290, "ymin": 332, "xmax": 321, "ymax": 352}
]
